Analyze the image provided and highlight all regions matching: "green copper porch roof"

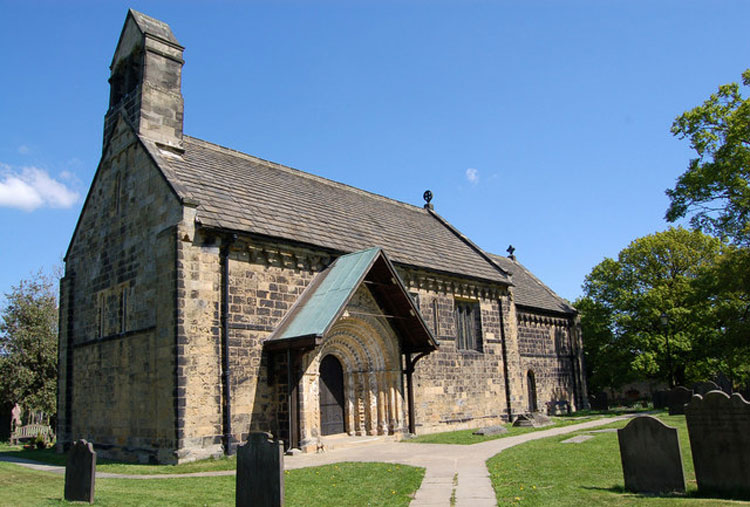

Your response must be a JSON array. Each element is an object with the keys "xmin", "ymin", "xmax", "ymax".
[
  {"xmin": 265, "ymin": 247, "xmax": 438, "ymax": 353},
  {"xmin": 277, "ymin": 247, "xmax": 380, "ymax": 340}
]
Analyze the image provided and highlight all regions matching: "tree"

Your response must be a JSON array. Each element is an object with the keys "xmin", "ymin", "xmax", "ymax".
[
  {"xmin": 576, "ymin": 228, "xmax": 724, "ymax": 391},
  {"xmin": 666, "ymin": 69, "xmax": 750, "ymax": 245},
  {"xmin": 0, "ymin": 272, "xmax": 58, "ymax": 416},
  {"xmin": 666, "ymin": 69, "xmax": 750, "ymax": 388}
]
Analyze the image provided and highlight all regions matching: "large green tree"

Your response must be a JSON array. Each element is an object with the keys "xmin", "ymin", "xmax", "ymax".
[
  {"xmin": 0, "ymin": 272, "xmax": 58, "ymax": 416},
  {"xmin": 666, "ymin": 68, "xmax": 750, "ymax": 388},
  {"xmin": 576, "ymin": 227, "xmax": 724, "ymax": 391},
  {"xmin": 667, "ymin": 69, "xmax": 750, "ymax": 245}
]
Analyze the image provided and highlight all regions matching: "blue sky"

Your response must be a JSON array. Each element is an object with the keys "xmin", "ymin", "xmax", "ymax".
[{"xmin": 1, "ymin": 0, "xmax": 749, "ymax": 305}]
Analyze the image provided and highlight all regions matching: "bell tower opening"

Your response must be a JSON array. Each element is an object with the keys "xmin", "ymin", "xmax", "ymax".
[{"xmin": 103, "ymin": 9, "xmax": 184, "ymax": 151}]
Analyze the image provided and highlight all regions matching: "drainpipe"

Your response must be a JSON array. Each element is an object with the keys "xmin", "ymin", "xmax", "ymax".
[
  {"xmin": 498, "ymin": 299, "xmax": 513, "ymax": 422},
  {"xmin": 220, "ymin": 233, "xmax": 237, "ymax": 454},
  {"xmin": 404, "ymin": 351, "xmax": 429, "ymax": 434}
]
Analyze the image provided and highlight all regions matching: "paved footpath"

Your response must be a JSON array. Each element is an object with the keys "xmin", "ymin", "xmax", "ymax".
[{"xmin": 1, "ymin": 416, "xmax": 630, "ymax": 506}]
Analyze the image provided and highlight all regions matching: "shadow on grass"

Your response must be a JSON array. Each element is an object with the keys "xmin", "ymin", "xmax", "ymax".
[
  {"xmin": 581, "ymin": 484, "xmax": 750, "ymax": 502},
  {"xmin": 566, "ymin": 407, "xmax": 660, "ymax": 418}
]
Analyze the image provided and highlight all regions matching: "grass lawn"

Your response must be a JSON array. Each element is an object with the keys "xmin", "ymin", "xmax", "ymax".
[
  {"xmin": 404, "ymin": 416, "xmax": 599, "ymax": 445},
  {"xmin": 0, "ymin": 461, "xmax": 424, "ymax": 506},
  {"xmin": 487, "ymin": 414, "xmax": 746, "ymax": 506},
  {"xmin": 0, "ymin": 443, "xmax": 237, "ymax": 475}
]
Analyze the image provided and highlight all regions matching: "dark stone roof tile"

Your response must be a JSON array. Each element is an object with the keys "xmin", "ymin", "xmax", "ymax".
[
  {"xmin": 489, "ymin": 254, "xmax": 576, "ymax": 315},
  {"xmin": 157, "ymin": 136, "xmax": 509, "ymax": 284}
]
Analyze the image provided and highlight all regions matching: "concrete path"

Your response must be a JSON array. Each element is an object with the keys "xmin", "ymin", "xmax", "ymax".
[{"xmin": 0, "ymin": 416, "xmax": 630, "ymax": 505}]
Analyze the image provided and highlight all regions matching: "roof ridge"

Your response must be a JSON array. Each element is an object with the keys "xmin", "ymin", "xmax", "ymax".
[
  {"xmin": 426, "ymin": 209, "xmax": 511, "ymax": 280},
  {"xmin": 183, "ymin": 135, "xmax": 428, "ymax": 214},
  {"xmin": 489, "ymin": 253, "xmax": 574, "ymax": 310}
]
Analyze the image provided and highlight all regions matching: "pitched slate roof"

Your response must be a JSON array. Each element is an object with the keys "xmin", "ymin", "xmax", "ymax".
[
  {"xmin": 152, "ymin": 136, "xmax": 510, "ymax": 284},
  {"xmin": 489, "ymin": 254, "xmax": 576, "ymax": 315}
]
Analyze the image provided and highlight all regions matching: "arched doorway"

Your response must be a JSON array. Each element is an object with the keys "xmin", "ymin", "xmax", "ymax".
[
  {"xmin": 527, "ymin": 370, "xmax": 538, "ymax": 413},
  {"xmin": 319, "ymin": 355, "xmax": 345, "ymax": 435}
]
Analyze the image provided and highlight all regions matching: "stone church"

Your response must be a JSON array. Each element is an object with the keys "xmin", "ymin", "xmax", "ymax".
[{"xmin": 57, "ymin": 10, "xmax": 588, "ymax": 464}]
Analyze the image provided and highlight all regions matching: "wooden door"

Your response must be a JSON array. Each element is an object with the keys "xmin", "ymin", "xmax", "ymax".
[{"xmin": 319, "ymin": 355, "xmax": 345, "ymax": 435}]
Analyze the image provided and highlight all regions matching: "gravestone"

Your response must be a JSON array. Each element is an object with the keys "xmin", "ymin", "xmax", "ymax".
[
  {"xmin": 715, "ymin": 372, "xmax": 733, "ymax": 394},
  {"xmin": 473, "ymin": 425, "xmax": 508, "ymax": 436},
  {"xmin": 590, "ymin": 391, "xmax": 608, "ymax": 411},
  {"xmin": 236, "ymin": 432, "xmax": 284, "ymax": 507},
  {"xmin": 64, "ymin": 439, "xmax": 96, "ymax": 504},
  {"xmin": 546, "ymin": 400, "xmax": 570, "ymax": 416},
  {"xmin": 512, "ymin": 413, "xmax": 552, "ymax": 428},
  {"xmin": 685, "ymin": 391, "xmax": 750, "ymax": 497},
  {"xmin": 653, "ymin": 390, "xmax": 669, "ymax": 410},
  {"xmin": 617, "ymin": 416, "xmax": 685, "ymax": 494},
  {"xmin": 667, "ymin": 386, "xmax": 693, "ymax": 415},
  {"xmin": 691, "ymin": 381, "xmax": 720, "ymax": 396}
]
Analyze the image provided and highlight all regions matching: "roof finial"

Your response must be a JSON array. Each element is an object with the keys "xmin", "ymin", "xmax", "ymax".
[
  {"xmin": 507, "ymin": 244, "xmax": 516, "ymax": 260},
  {"xmin": 423, "ymin": 190, "xmax": 433, "ymax": 210}
]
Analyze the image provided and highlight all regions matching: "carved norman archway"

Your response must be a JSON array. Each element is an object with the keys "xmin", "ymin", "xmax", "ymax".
[{"xmin": 298, "ymin": 292, "xmax": 407, "ymax": 444}]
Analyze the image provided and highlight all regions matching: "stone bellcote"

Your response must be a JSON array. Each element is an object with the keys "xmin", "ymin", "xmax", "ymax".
[{"xmin": 104, "ymin": 9, "xmax": 184, "ymax": 151}]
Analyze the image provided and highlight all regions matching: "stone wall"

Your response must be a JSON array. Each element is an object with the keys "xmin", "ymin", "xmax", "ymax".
[
  {"xmin": 176, "ymin": 234, "xmax": 327, "ymax": 460},
  {"xmin": 517, "ymin": 310, "xmax": 580, "ymax": 413},
  {"xmin": 400, "ymin": 272, "xmax": 514, "ymax": 433},
  {"xmin": 58, "ymin": 120, "xmax": 183, "ymax": 463}
]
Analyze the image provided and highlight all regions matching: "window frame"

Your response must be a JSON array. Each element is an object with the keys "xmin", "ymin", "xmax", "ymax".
[{"xmin": 454, "ymin": 298, "xmax": 483, "ymax": 352}]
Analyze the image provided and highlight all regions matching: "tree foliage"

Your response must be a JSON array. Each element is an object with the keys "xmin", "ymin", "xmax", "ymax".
[
  {"xmin": 666, "ymin": 69, "xmax": 750, "ymax": 245},
  {"xmin": 0, "ymin": 272, "xmax": 58, "ymax": 415},
  {"xmin": 576, "ymin": 228, "xmax": 724, "ymax": 391}
]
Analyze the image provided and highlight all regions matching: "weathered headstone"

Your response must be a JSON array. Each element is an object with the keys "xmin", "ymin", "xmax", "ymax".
[
  {"xmin": 590, "ymin": 391, "xmax": 609, "ymax": 411},
  {"xmin": 473, "ymin": 425, "xmax": 508, "ymax": 436},
  {"xmin": 512, "ymin": 413, "xmax": 552, "ymax": 428},
  {"xmin": 64, "ymin": 439, "xmax": 96, "ymax": 504},
  {"xmin": 715, "ymin": 372, "xmax": 733, "ymax": 394},
  {"xmin": 667, "ymin": 386, "xmax": 693, "ymax": 415},
  {"xmin": 653, "ymin": 390, "xmax": 669, "ymax": 410},
  {"xmin": 236, "ymin": 432, "xmax": 284, "ymax": 507},
  {"xmin": 617, "ymin": 416, "xmax": 685, "ymax": 494},
  {"xmin": 546, "ymin": 400, "xmax": 570, "ymax": 416},
  {"xmin": 691, "ymin": 381, "xmax": 720, "ymax": 396},
  {"xmin": 685, "ymin": 391, "xmax": 750, "ymax": 497}
]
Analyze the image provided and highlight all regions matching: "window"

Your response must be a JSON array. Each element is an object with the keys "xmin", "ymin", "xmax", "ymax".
[
  {"xmin": 454, "ymin": 299, "xmax": 482, "ymax": 352},
  {"xmin": 97, "ymin": 293, "xmax": 104, "ymax": 338},
  {"xmin": 120, "ymin": 287, "xmax": 128, "ymax": 334},
  {"xmin": 431, "ymin": 298, "xmax": 439, "ymax": 335}
]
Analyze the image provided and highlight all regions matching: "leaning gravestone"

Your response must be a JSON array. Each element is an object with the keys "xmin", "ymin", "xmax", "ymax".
[
  {"xmin": 513, "ymin": 413, "xmax": 553, "ymax": 428},
  {"xmin": 64, "ymin": 439, "xmax": 96, "ymax": 504},
  {"xmin": 617, "ymin": 416, "xmax": 685, "ymax": 494},
  {"xmin": 667, "ymin": 386, "xmax": 693, "ymax": 415},
  {"xmin": 685, "ymin": 391, "xmax": 750, "ymax": 497},
  {"xmin": 236, "ymin": 432, "xmax": 285, "ymax": 507},
  {"xmin": 691, "ymin": 381, "xmax": 720, "ymax": 396}
]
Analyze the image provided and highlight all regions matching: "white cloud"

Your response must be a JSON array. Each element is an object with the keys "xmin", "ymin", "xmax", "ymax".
[
  {"xmin": 0, "ymin": 166, "xmax": 80, "ymax": 212},
  {"xmin": 465, "ymin": 167, "xmax": 479, "ymax": 185}
]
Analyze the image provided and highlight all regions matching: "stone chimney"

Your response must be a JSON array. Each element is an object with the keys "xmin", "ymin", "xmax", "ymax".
[{"xmin": 104, "ymin": 9, "xmax": 184, "ymax": 151}]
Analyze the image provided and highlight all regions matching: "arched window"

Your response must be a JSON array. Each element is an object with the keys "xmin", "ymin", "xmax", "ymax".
[{"xmin": 527, "ymin": 370, "xmax": 538, "ymax": 413}]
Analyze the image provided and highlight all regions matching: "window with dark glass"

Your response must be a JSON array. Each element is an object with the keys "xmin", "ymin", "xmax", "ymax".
[{"xmin": 454, "ymin": 299, "xmax": 482, "ymax": 352}]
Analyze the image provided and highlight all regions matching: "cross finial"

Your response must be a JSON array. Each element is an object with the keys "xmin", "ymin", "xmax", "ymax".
[{"xmin": 507, "ymin": 244, "xmax": 516, "ymax": 260}]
